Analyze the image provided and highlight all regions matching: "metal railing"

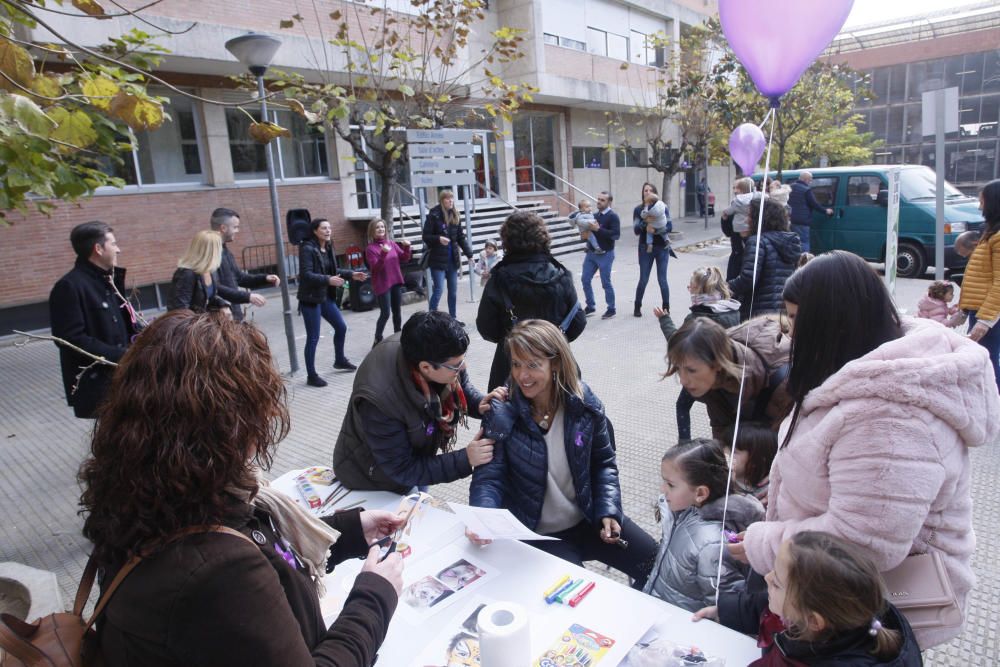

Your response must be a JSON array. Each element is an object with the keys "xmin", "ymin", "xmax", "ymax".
[
  {"xmin": 243, "ymin": 242, "xmax": 300, "ymax": 283},
  {"xmin": 514, "ymin": 164, "xmax": 598, "ymax": 214}
]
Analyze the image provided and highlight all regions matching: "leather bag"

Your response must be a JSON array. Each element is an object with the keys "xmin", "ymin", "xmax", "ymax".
[
  {"xmin": 0, "ymin": 526, "xmax": 252, "ymax": 667},
  {"xmin": 882, "ymin": 551, "xmax": 962, "ymax": 635}
]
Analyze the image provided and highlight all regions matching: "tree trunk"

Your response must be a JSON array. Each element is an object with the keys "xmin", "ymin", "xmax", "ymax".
[
  {"xmin": 661, "ymin": 170, "xmax": 672, "ymax": 208},
  {"xmin": 379, "ymin": 171, "xmax": 394, "ymax": 229}
]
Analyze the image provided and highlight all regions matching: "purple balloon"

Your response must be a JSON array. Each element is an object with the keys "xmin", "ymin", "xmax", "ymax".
[
  {"xmin": 729, "ymin": 123, "xmax": 766, "ymax": 176},
  {"xmin": 719, "ymin": 0, "xmax": 854, "ymax": 104}
]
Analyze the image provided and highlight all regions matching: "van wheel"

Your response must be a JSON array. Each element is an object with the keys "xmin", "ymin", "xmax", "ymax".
[{"xmin": 896, "ymin": 242, "xmax": 926, "ymax": 279}]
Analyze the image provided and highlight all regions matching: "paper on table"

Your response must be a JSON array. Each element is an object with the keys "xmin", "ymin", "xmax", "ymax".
[{"xmin": 447, "ymin": 503, "xmax": 558, "ymax": 541}]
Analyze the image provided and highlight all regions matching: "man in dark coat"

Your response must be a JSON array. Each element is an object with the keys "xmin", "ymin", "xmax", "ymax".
[
  {"xmin": 209, "ymin": 207, "xmax": 279, "ymax": 322},
  {"xmin": 787, "ymin": 171, "xmax": 832, "ymax": 253},
  {"xmin": 49, "ymin": 221, "xmax": 140, "ymax": 418}
]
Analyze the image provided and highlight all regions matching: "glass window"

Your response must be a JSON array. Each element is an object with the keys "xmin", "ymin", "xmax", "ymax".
[
  {"xmin": 809, "ymin": 177, "xmax": 839, "ymax": 207},
  {"xmin": 587, "ymin": 27, "xmax": 607, "ymax": 56},
  {"xmin": 961, "ymin": 52, "xmax": 984, "ymax": 97},
  {"xmin": 870, "ymin": 107, "xmax": 888, "ymax": 140},
  {"xmin": 981, "ymin": 95, "xmax": 1000, "ymax": 126},
  {"xmin": 871, "ymin": 67, "xmax": 889, "ymax": 104},
  {"xmin": 985, "ymin": 51, "xmax": 1000, "ymax": 93},
  {"xmin": 513, "ymin": 116, "xmax": 556, "ymax": 190},
  {"xmin": 976, "ymin": 140, "xmax": 997, "ymax": 182},
  {"xmin": 227, "ymin": 108, "xmax": 328, "ymax": 180},
  {"xmin": 906, "ymin": 62, "xmax": 925, "ymax": 102},
  {"xmin": 903, "ymin": 103, "xmax": 921, "ymax": 143},
  {"xmin": 572, "ymin": 147, "xmax": 608, "ymax": 169},
  {"xmin": 953, "ymin": 140, "xmax": 979, "ymax": 184},
  {"xmin": 855, "ymin": 71, "xmax": 873, "ymax": 107},
  {"xmin": 227, "ymin": 109, "xmax": 267, "ymax": 179},
  {"xmin": 959, "ymin": 97, "xmax": 982, "ymax": 137},
  {"xmin": 899, "ymin": 166, "xmax": 964, "ymax": 200},
  {"xmin": 543, "ymin": 33, "xmax": 558, "ymax": 46},
  {"xmin": 887, "ymin": 106, "xmax": 904, "ymax": 144},
  {"xmin": 888, "ymin": 64, "xmax": 906, "ymax": 104},
  {"xmin": 630, "ymin": 30, "xmax": 647, "ymax": 65},
  {"xmin": 945, "ymin": 55, "xmax": 966, "ymax": 90},
  {"xmin": 607, "ymin": 32, "xmax": 628, "ymax": 61},
  {"xmin": 615, "ymin": 147, "xmax": 647, "ymax": 167},
  {"xmin": 847, "ymin": 175, "xmax": 882, "ymax": 206},
  {"xmin": 559, "ymin": 36, "xmax": 585, "ymax": 51}
]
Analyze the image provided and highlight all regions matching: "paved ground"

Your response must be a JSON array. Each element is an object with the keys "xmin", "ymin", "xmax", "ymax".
[{"xmin": 1, "ymin": 215, "xmax": 996, "ymax": 665}]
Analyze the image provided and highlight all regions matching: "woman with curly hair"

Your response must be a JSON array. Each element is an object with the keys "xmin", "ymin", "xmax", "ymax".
[
  {"xmin": 475, "ymin": 211, "xmax": 587, "ymax": 390},
  {"xmin": 79, "ymin": 310, "xmax": 406, "ymax": 666}
]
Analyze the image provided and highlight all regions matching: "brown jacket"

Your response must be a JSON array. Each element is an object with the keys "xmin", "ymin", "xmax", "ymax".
[
  {"xmin": 97, "ymin": 506, "xmax": 397, "ymax": 667},
  {"xmin": 958, "ymin": 231, "xmax": 1000, "ymax": 324}
]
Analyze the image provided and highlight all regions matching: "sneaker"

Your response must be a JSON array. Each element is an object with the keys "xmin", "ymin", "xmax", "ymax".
[
  {"xmin": 601, "ymin": 308, "xmax": 617, "ymax": 320},
  {"xmin": 306, "ymin": 375, "xmax": 328, "ymax": 387},
  {"xmin": 334, "ymin": 359, "xmax": 358, "ymax": 371},
  {"xmin": 584, "ymin": 306, "xmax": 596, "ymax": 317}
]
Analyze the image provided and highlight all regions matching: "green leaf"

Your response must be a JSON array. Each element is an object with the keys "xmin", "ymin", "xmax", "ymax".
[
  {"xmin": 48, "ymin": 107, "xmax": 98, "ymax": 149},
  {"xmin": 81, "ymin": 76, "xmax": 120, "ymax": 111},
  {"xmin": 0, "ymin": 94, "xmax": 55, "ymax": 136},
  {"xmin": 398, "ymin": 84, "xmax": 414, "ymax": 97}
]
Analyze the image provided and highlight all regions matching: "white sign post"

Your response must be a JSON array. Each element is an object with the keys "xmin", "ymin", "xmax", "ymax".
[
  {"xmin": 922, "ymin": 87, "xmax": 959, "ymax": 280},
  {"xmin": 885, "ymin": 167, "xmax": 901, "ymax": 300},
  {"xmin": 407, "ymin": 129, "xmax": 479, "ymax": 304}
]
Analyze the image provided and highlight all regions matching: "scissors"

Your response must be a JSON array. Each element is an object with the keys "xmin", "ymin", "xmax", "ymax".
[{"xmin": 373, "ymin": 492, "xmax": 429, "ymax": 561}]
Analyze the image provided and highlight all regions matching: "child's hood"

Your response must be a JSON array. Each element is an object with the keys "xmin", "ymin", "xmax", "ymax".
[
  {"xmin": 698, "ymin": 494, "xmax": 765, "ymax": 532},
  {"xmin": 699, "ymin": 298, "xmax": 741, "ymax": 313}
]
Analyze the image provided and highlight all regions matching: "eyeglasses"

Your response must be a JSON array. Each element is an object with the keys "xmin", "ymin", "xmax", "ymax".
[{"xmin": 433, "ymin": 358, "xmax": 466, "ymax": 373}]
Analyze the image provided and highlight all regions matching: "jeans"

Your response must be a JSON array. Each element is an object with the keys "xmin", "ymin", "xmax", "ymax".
[
  {"xmin": 524, "ymin": 517, "xmax": 657, "ymax": 590},
  {"xmin": 301, "ymin": 300, "xmax": 348, "ymax": 377},
  {"xmin": 375, "ymin": 284, "xmax": 403, "ymax": 342},
  {"xmin": 429, "ymin": 266, "xmax": 459, "ymax": 317},
  {"xmin": 582, "ymin": 249, "xmax": 616, "ymax": 310},
  {"xmin": 635, "ymin": 246, "xmax": 670, "ymax": 310},
  {"xmin": 791, "ymin": 223, "xmax": 810, "ymax": 253},
  {"xmin": 726, "ymin": 234, "xmax": 745, "ymax": 281},
  {"xmin": 675, "ymin": 387, "xmax": 695, "ymax": 441},
  {"xmin": 969, "ymin": 313, "xmax": 1000, "ymax": 395}
]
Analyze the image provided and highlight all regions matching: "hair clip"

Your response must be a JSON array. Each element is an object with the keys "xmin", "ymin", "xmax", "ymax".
[{"xmin": 868, "ymin": 618, "xmax": 882, "ymax": 636}]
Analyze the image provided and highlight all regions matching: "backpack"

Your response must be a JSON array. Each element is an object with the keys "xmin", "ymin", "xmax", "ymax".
[{"xmin": 0, "ymin": 526, "xmax": 252, "ymax": 667}]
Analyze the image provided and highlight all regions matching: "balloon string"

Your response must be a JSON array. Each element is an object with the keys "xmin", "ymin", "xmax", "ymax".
[
  {"xmin": 758, "ymin": 107, "xmax": 774, "ymax": 129},
  {"xmin": 713, "ymin": 108, "xmax": 777, "ymax": 605}
]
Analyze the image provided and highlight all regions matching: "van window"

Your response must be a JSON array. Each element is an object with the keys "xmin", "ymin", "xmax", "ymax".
[
  {"xmin": 847, "ymin": 176, "xmax": 882, "ymax": 206},
  {"xmin": 810, "ymin": 177, "xmax": 839, "ymax": 207}
]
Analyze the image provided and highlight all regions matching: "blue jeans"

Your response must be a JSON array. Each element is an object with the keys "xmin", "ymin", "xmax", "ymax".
[
  {"xmin": 429, "ymin": 267, "xmax": 459, "ymax": 317},
  {"xmin": 375, "ymin": 284, "xmax": 403, "ymax": 342},
  {"xmin": 675, "ymin": 387, "xmax": 695, "ymax": 441},
  {"xmin": 635, "ymin": 246, "xmax": 670, "ymax": 310},
  {"xmin": 791, "ymin": 223, "xmax": 810, "ymax": 253},
  {"xmin": 301, "ymin": 300, "xmax": 348, "ymax": 377},
  {"xmin": 969, "ymin": 313, "xmax": 1000, "ymax": 395},
  {"xmin": 582, "ymin": 249, "xmax": 615, "ymax": 310}
]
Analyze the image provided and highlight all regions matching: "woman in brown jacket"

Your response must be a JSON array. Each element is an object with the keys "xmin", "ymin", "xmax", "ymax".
[
  {"xmin": 79, "ymin": 310, "xmax": 405, "ymax": 666},
  {"xmin": 959, "ymin": 179, "xmax": 1000, "ymax": 394}
]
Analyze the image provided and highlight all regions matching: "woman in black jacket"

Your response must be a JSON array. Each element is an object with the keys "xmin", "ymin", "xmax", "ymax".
[
  {"xmin": 169, "ymin": 230, "xmax": 230, "ymax": 313},
  {"xmin": 728, "ymin": 198, "xmax": 802, "ymax": 320},
  {"xmin": 476, "ymin": 211, "xmax": 586, "ymax": 390},
  {"xmin": 297, "ymin": 218, "xmax": 367, "ymax": 387},
  {"xmin": 422, "ymin": 190, "xmax": 473, "ymax": 320}
]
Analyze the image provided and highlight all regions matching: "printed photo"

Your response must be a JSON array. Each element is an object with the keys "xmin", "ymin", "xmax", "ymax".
[
  {"xmin": 435, "ymin": 559, "xmax": 487, "ymax": 591},
  {"xmin": 403, "ymin": 575, "xmax": 454, "ymax": 610}
]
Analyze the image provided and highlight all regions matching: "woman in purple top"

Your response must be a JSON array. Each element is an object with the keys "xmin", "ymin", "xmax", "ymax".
[{"xmin": 366, "ymin": 218, "xmax": 412, "ymax": 345}]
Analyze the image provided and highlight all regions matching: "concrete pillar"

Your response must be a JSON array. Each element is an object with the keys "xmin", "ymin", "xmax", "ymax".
[{"xmin": 197, "ymin": 89, "xmax": 234, "ymax": 186}]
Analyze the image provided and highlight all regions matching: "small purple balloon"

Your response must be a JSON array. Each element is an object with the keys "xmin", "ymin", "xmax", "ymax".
[
  {"xmin": 729, "ymin": 123, "xmax": 766, "ymax": 176},
  {"xmin": 719, "ymin": 0, "xmax": 854, "ymax": 105}
]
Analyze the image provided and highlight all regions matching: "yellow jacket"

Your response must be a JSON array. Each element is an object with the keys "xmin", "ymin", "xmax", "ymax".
[{"xmin": 959, "ymin": 231, "xmax": 1000, "ymax": 324}]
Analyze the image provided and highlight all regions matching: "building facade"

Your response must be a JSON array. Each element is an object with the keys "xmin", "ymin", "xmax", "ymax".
[{"xmin": 1, "ymin": 0, "xmax": 718, "ymax": 327}]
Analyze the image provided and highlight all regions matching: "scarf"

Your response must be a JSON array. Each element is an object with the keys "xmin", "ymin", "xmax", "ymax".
[{"xmin": 410, "ymin": 367, "xmax": 469, "ymax": 451}]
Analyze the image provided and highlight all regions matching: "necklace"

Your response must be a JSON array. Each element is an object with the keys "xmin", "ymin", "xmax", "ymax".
[{"xmin": 531, "ymin": 402, "xmax": 552, "ymax": 430}]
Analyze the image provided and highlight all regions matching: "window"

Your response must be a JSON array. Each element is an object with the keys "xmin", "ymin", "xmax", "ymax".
[
  {"xmin": 227, "ymin": 108, "xmax": 329, "ymax": 180},
  {"xmin": 572, "ymin": 147, "xmax": 608, "ymax": 169},
  {"xmin": 559, "ymin": 36, "xmax": 585, "ymax": 51},
  {"xmin": 888, "ymin": 64, "xmax": 906, "ymax": 104},
  {"xmin": 809, "ymin": 177, "xmax": 839, "ymax": 208},
  {"xmin": 607, "ymin": 32, "xmax": 627, "ymax": 61},
  {"xmin": 615, "ymin": 147, "xmax": 647, "ymax": 167},
  {"xmin": 630, "ymin": 30, "xmax": 650, "ymax": 65},
  {"xmin": 586, "ymin": 27, "xmax": 627, "ymax": 61},
  {"xmin": 847, "ymin": 175, "xmax": 882, "ymax": 206},
  {"xmin": 513, "ymin": 115, "xmax": 556, "ymax": 190},
  {"xmin": 543, "ymin": 33, "xmax": 558, "ymax": 46},
  {"xmin": 887, "ymin": 106, "xmax": 904, "ymax": 144}
]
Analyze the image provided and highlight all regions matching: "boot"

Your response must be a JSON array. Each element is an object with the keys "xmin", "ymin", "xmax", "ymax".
[{"xmin": 633, "ymin": 302, "xmax": 642, "ymax": 318}]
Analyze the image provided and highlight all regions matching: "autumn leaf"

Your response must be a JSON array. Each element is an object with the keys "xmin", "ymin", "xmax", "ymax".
[
  {"xmin": 81, "ymin": 76, "xmax": 120, "ymax": 110},
  {"xmin": 0, "ymin": 42, "xmax": 35, "ymax": 92},
  {"xmin": 49, "ymin": 107, "xmax": 98, "ymax": 149},
  {"xmin": 287, "ymin": 98, "xmax": 320, "ymax": 123},
  {"xmin": 72, "ymin": 0, "xmax": 107, "ymax": 18},
  {"xmin": 109, "ymin": 91, "xmax": 164, "ymax": 131},
  {"xmin": 248, "ymin": 121, "xmax": 291, "ymax": 143},
  {"xmin": 279, "ymin": 19, "xmax": 295, "ymax": 29},
  {"xmin": 30, "ymin": 75, "xmax": 63, "ymax": 100}
]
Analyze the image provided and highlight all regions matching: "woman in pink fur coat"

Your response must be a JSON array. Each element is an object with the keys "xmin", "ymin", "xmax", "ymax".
[{"xmin": 731, "ymin": 251, "xmax": 1000, "ymax": 650}]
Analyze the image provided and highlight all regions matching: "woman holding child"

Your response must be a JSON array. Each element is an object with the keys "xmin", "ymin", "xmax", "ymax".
[{"xmin": 632, "ymin": 182, "xmax": 672, "ymax": 317}]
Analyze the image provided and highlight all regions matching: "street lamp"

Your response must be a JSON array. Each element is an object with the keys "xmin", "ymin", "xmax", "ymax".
[{"xmin": 225, "ymin": 33, "xmax": 299, "ymax": 374}]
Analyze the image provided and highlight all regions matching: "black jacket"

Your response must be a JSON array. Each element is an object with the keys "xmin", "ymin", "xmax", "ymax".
[
  {"xmin": 632, "ymin": 204, "xmax": 671, "ymax": 250},
  {"xmin": 474, "ymin": 383, "xmax": 623, "ymax": 530},
  {"xmin": 297, "ymin": 239, "xmax": 353, "ymax": 305},
  {"xmin": 788, "ymin": 180, "xmax": 826, "ymax": 225},
  {"xmin": 728, "ymin": 231, "xmax": 802, "ymax": 319},
  {"xmin": 169, "ymin": 268, "xmax": 230, "ymax": 313},
  {"xmin": 476, "ymin": 253, "xmax": 587, "ymax": 390},
  {"xmin": 590, "ymin": 208, "xmax": 621, "ymax": 251},
  {"xmin": 48, "ymin": 259, "xmax": 139, "ymax": 418},
  {"xmin": 421, "ymin": 205, "xmax": 473, "ymax": 270},
  {"xmin": 217, "ymin": 244, "xmax": 270, "ymax": 322},
  {"xmin": 97, "ymin": 506, "xmax": 397, "ymax": 667}
]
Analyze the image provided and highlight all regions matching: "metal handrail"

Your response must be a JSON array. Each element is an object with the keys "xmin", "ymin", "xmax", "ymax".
[{"xmin": 516, "ymin": 164, "xmax": 599, "ymax": 205}]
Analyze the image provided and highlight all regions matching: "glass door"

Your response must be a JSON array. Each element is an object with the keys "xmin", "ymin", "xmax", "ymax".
[{"xmin": 472, "ymin": 131, "xmax": 500, "ymax": 201}]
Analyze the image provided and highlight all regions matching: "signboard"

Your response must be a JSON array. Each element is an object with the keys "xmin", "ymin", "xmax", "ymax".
[
  {"xmin": 410, "ymin": 157, "xmax": 476, "ymax": 172},
  {"xmin": 411, "ymin": 172, "xmax": 476, "ymax": 188},
  {"xmin": 922, "ymin": 87, "xmax": 959, "ymax": 136},
  {"xmin": 406, "ymin": 129, "xmax": 476, "ymax": 143},
  {"xmin": 410, "ymin": 143, "xmax": 475, "ymax": 157},
  {"xmin": 885, "ymin": 167, "xmax": 901, "ymax": 298}
]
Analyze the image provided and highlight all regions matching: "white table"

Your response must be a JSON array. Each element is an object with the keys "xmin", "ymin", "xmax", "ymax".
[{"xmin": 273, "ymin": 469, "xmax": 761, "ymax": 666}]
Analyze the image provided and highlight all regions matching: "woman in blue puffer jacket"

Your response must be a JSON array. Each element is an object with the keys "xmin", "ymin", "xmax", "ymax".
[
  {"xmin": 728, "ymin": 198, "xmax": 802, "ymax": 320},
  {"xmin": 468, "ymin": 319, "xmax": 657, "ymax": 589}
]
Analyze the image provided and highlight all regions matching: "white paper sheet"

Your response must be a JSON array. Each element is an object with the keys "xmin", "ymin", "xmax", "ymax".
[{"xmin": 447, "ymin": 503, "xmax": 559, "ymax": 541}]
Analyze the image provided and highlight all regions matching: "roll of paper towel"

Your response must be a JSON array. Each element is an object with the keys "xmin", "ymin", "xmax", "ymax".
[{"xmin": 477, "ymin": 601, "xmax": 531, "ymax": 667}]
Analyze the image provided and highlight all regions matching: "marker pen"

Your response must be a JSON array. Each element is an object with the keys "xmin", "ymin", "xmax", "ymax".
[
  {"xmin": 543, "ymin": 575, "xmax": 571, "ymax": 599},
  {"xmin": 556, "ymin": 579, "xmax": 585, "ymax": 604},
  {"xmin": 545, "ymin": 578, "xmax": 577, "ymax": 604},
  {"xmin": 568, "ymin": 581, "xmax": 596, "ymax": 607}
]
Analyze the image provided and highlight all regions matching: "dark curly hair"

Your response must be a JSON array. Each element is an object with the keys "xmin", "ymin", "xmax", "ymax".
[
  {"xmin": 927, "ymin": 280, "xmax": 954, "ymax": 301},
  {"xmin": 79, "ymin": 310, "xmax": 290, "ymax": 567},
  {"xmin": 499, "ymin": 211, "xmax": 550, "ymax": 254},
  {"xmin": 748, "ymin": 197, "xmax": 790, "ymax": 235}
]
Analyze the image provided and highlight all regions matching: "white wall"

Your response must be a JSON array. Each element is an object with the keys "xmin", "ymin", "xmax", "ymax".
[{"xmin": 541, "ymin": 0, "xmax": 671, "ymax": 44}]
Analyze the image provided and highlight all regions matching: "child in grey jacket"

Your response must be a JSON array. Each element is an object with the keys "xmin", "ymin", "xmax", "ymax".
[
  {"xmin": 643, "ymin": 439, "xmax": 764, "ymax": 612},
  {"xmin": 570, "ymin": 200, "xmax": 602, "ymax": 253}
]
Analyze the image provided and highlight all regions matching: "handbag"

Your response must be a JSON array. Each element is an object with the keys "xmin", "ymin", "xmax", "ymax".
[
  {"xmin": 881, "ymin": 550, "xmax": 962, "ymax": 633},
  {"xmin": 0, "ymin": 526, "xmax": 252, "ymax": 667}
]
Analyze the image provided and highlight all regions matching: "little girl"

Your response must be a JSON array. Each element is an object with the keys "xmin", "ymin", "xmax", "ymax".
[
  {"xmin": 694, "ymin": 531, "xmax": 921, "ymax": 666},
  {"xmin": 728, "ymin": 422, "xmax": 777, "ymax": 509},
  {"xmin": 643, "ymin": 439, "xmax": 764, "ymax": 612},
  {"xmin": 473, "ymin": 239, "xmax": 502, "ymax": 286},
  {"xmin": 917, "ymin": 280, "xmax": 966, "ymax": 328},
  {"xmin": 570, "ymin": 199, "xmax": 602, "ymax": 253},
  {"xmin": 654, "ymin": 267, "xmax": 742, "ymax": 442}
]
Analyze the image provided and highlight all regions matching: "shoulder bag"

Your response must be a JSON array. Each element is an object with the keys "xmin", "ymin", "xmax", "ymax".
[{"xmin": 881, "ymin": 550, "xmax": 962, "ymax": 637}]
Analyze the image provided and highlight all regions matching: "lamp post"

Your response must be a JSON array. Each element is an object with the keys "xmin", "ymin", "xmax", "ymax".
[{"xmin": 225, "ymin": 33, "xmax": 299, "ymax": 374}]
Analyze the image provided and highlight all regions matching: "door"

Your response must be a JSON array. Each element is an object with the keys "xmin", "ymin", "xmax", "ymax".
[
  {"xmin": 801, "ymin": 176, "xmax": 841, "ymax": 253},
  {"xmin": 472, "ymin": 131, "xmax": 500, "ymax": 201},
  {"xmin": 839, "ymin": 174, "xmax": 887, "ymax": 260}
]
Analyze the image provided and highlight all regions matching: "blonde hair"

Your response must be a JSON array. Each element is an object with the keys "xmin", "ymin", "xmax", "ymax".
[
  {"xmin": 438, "ymin": 190, "xmax": 459, "ymax": 225},
  {"xmin": 578, "ymin": 199, "xmax": 592, "ymax": 211},
  {"xmin": 689, "ymin": 266, "xmax": 731, "ymax": 299},
  {"xmin": 177, "ymin": 230, "xmax": 222, "ymax": 274},
  {"xmin": 504, "ymin": 320, "xmax": 583, "ymax": 410},
  {"xmin": 735, "ymin": 177, "xmax": 753, "ymax": 194},
  {"xmin": 366, "ymin": 217, "xmax": 389, "ymax": 244}
]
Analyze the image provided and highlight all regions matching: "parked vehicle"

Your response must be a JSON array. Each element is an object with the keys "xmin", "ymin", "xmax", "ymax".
[{"xmin": 754, "ymin": 165, "xmax": 984, "ymax": 278}]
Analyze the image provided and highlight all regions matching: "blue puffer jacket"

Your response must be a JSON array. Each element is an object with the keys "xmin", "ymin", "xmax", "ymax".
[
  {"xmin": 472, "ymin": 383, "xmax": 623, "ymax": 530},
  {"xmin": 728, "ymin": 231, "xmax": 802, "ymax": 318}
]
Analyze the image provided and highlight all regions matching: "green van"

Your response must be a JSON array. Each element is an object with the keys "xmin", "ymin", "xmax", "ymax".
[{"xmin": 755, "ymin": 165, "xmax": 984, "ymax": 278}]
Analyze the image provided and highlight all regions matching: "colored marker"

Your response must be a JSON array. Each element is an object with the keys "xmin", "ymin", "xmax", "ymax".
[
  {"xmin": 545, "ymin": 579, "xmax": 577, "ymax": 604},
  {"xmin": 568, "ymin": 581, "xmax": 596, "ymax": 607},
  {"xmin": 543, "ymin": 575, "xmax": 571, "ymax": 599},
  {"xmin": 556, "ymin": 579, "xmax": 584, "ymax": 604}
]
